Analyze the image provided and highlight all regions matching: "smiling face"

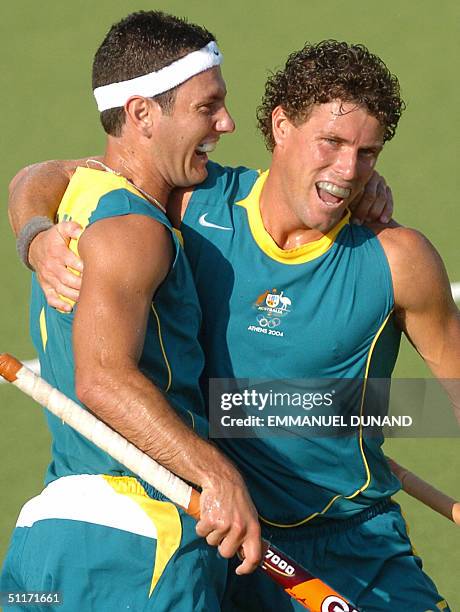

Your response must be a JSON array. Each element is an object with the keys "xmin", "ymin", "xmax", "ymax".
[
  {"xmin": 271, "ymin": 100, "xmax": 384, "ymax": 233},
  {"xmin": 151, "ymin": 66, "xmax": 234, "ymax": 188}
]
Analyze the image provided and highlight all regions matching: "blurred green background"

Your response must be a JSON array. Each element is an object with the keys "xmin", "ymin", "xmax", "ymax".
[{"xmin": 1, "ymin": 0, "xmax": 458, "ymax": 608}]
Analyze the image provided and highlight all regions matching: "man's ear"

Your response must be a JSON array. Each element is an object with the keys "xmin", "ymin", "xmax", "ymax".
[
  {"xmin": 271, "ymin": 105, "xmax": 294, "ymax": 148},
  {"xmin": 124, "ymin": 96, "xmax": 160, "ymax": 135}
]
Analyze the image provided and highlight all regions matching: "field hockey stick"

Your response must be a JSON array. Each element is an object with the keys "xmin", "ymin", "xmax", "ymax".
[
  {"xmin": 387, "ymin": 457, "xmax": 460, "ymax": 525},
  {"xmin": 0, "ymin": 353, "xmax": 360, "ymax": 612}
]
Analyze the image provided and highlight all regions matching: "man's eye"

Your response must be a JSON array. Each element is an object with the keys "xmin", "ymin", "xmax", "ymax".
[
  {"xmin": 360, "ymin": 149, "xmax": 376, "ymax": 158},
  {"xmin": 324, "ymin": 138, "xmax": 339, "ymax": 146}
]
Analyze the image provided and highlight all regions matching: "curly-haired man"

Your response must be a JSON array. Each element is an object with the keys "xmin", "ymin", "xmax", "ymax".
[
  {"xmin": 8, "ymin": 40, "xmax": 458, "ymax": 610},
  {"xmin": 194, "ymin": 40, "xmax": 455, "ymax": 611}
]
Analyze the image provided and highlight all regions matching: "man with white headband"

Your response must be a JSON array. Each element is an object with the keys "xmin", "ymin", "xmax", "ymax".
[{"xmin": 1, "ymin": 11, "xmax": 263, "ymax": 611}]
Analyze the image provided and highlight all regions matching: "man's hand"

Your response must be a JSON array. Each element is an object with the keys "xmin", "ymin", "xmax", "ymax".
[
  {"xmin": 349, "ymin": 170, "xmax": 393, "ymax": 225},
  {"xmin": 197, "ymin": 471, "xmax": 262, "ymax": 575},
  {"xmin": 29, "ymin": 221, "xmax": 83, "ymax": 312}
]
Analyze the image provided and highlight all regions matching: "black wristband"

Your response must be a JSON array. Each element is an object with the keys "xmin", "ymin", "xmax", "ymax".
[{"xmin": 16, "ymin": 216, "xmax": 54, "ymax": 271}]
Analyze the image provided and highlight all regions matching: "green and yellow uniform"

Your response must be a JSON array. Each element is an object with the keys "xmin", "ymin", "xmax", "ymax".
[{"xmin": 181, "ymin": 161, "xmax": 449, "ymax": 611}]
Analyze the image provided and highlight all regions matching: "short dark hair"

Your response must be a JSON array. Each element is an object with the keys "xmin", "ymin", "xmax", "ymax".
[
  {"xmin": 257, "ymin": 40, "xmax": 405, "ymax": 151},
  {"xmin": 92, "ymin": 11, "xmax": 215, "ymax": 136}
]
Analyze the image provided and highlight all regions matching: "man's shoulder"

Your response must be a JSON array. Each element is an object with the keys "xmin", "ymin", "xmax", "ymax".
[
  {"xmin": 80, "ymin": 187, "xmax": 176, "ymax": 268},
  {"xmin": 92, "ymin": 187, "xmax": 170, "ymax": 227},
  {"xmin": 79, "ymin": 213, "xmax": 173, "ymax": 286},
  {"xmin": 366, "ymin": 220, "xmax": 437, "ymax": 267},
  {"xmin": 178, "ymin": 161, "xmax": 261, "ymax": 227},
  {"xmin": 59, "ymin": 167, "xmax": 170, "ymax": 230},
  {"xmin": 366, "ymin": 220, "xmax": 450, "ymax": 310},
  {"xmin": 193, "ymin": 161, "xmax": 260, "ymax": 203}
]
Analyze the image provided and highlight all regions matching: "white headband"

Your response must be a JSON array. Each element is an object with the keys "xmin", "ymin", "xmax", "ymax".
[{"xmin": 93, "ymin": 41, "xmax": 223, "ymax": 112}]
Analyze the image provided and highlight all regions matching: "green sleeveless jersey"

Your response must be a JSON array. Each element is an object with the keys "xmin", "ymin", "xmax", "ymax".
[
  {"xmin": 30, "ymin": 167, "xmax": 206, "ymax": 485},
  {"xmin": 181, "ymin": 161, "xmax": 402, "ymax": 526}
]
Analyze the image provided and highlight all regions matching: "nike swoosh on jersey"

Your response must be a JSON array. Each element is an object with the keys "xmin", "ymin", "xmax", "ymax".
[{"xmin": 198, "ymin": 213, "xmax": 232, "ymax": 231}]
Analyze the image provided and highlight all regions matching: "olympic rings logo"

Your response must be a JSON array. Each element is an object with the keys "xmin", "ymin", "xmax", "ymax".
[{"xmin": 256, "ymin": 315, "xmax": 281, "ymax": 328}]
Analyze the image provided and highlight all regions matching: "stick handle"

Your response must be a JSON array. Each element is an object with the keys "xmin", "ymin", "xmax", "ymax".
[
  {"xmin": 387, "ymin": 457, "xmax": 460, "ymax": 525},
  {"xmin": 0, "ymin": 353, "xmax": 196, "ymax": 513}
]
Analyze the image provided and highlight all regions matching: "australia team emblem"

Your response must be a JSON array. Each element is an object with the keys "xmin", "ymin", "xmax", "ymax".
[{"xmin": 248, "ymin": 288, "xmax": 293, "ymax": 338}]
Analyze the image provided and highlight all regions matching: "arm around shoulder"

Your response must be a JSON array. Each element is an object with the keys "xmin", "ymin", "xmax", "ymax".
[
  {"xmin": 9, "ymin": 158, "xmax": 99, "ymax": 310},
  {"xmin": 8, "ymin": 157, "xmax": 97, "ymax": 235}
]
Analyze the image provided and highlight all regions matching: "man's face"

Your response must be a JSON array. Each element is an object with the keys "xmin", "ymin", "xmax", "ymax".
[
  {"xmin": 273, "ymin": 101, "xmax": 384, "ymax": 232},
  {"xmin": 152, "ymin": 66, "xmax": 234, "ymax": 188}
]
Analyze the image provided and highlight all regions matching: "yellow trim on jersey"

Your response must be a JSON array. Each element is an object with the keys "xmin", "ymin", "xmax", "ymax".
[
  {"xmin": 151, "ymin": 304, "xmax": 172, "ymax": 392},
  {"xmin": 259, "ymin": 310, "xmax": 395, "ymax": 528},
  {"xmin": 236, "ymin": 170, "xmax": 350, "ymax": 264},
  {"xmin": 343, "ymin": 309, "xmax": 395, "ymax": 501},
  {"xmin": 57, "ymin": 167, "xmax": 156, "ymax": 309},
  {"xmin": 103, "ymin": 475, "xmax": 181, "ymax": 597},
  {"xmin": 173, "ymin": 228, "xmax": 184, "ymax": 248},
  {"xmin": 39, "ymin": 307, "xmax": 48, "ymax": 351}
]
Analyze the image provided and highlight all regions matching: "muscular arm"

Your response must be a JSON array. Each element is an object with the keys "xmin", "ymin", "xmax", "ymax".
[
  {"xmin": 8, "ymin": 158, "xmax": 87, "ymax": 234},
  {"xmin": 9, "ymin": 159, "xmax": 393, "ymax": 234},
  {"xmin": 377, "ymin": 224, "xmax": 460, "ymax": 420},
  {"xmin": 9, "ymin": 158, "xmax": 96, "ymax": 309},
  {"xmin": 73, "ymin": 214, "xmax": 261, "ymax": 572},
  {"xmin": 8, "ymin": 160, "xmax": 393, "ymax": 311},
  {"xmin": 8, "ymin": 159, "xmax": 393, "ymax": 282}
]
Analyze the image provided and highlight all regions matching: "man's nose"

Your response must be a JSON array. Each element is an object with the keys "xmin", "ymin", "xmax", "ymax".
[
  {"xmin": 334, "ymin": 148, "xmax": 358, "ymax": 180},
  {"xmin": 216, "ymin": 107, "xmax": 235, "ymax": 134}
]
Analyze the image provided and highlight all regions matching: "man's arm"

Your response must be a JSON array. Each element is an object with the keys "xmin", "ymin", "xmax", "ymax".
[
  {"xmin": 377, "ymin": 224, "xmax": 460, "ymax": 419},
  {"xmin": 9, "ymin": 159, "xmax": 91, "ymax": 310},
  {"xmin": 8, "ymin": 160, "xmax": 394, "ymax": 310},
  {"xmin": 8, "ymin": 159, "xmax": 82, "ymax": 234},
  {"xmin": 73, "ymin": 213, "xmax": 261, "ymax": 573}
]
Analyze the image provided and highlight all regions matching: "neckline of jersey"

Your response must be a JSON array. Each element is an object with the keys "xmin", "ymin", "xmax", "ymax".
[
  {"xmin": 236, "ymin": 170, "xmax": 350, "ymax": 265},
  {"xmin": 75, "ymin": 166, "xmax": 160, "ymax": 208}
]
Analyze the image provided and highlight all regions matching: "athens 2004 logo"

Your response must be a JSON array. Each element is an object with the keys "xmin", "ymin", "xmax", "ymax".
[{"xmin": 247, "ymin": 288, "xmax": 293, "ymax": 337}]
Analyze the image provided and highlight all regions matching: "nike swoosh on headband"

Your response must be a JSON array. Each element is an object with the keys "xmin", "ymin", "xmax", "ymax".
[{"xmin": 198, "ymin": 213, "xmax": 232, "ymax": 231}]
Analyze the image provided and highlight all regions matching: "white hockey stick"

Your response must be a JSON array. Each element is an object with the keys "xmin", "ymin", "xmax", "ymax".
[{"xmin": 0, "ymin": 353, "xmax": 199, "ymax": 515}]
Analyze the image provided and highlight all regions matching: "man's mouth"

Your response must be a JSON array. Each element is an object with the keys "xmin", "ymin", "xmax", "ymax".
[
  {"xmin": 316, "ymin": 181, "xmax": 351, "ymax": 206},
  {"xmin": 195, "ymin": 141, "xmax": 217, "ymax": 155}
]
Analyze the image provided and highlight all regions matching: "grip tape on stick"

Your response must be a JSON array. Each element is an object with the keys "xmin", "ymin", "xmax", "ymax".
[{"xmin": 0, "ymin": 353, "xmax": 194, "ymax": 511}]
